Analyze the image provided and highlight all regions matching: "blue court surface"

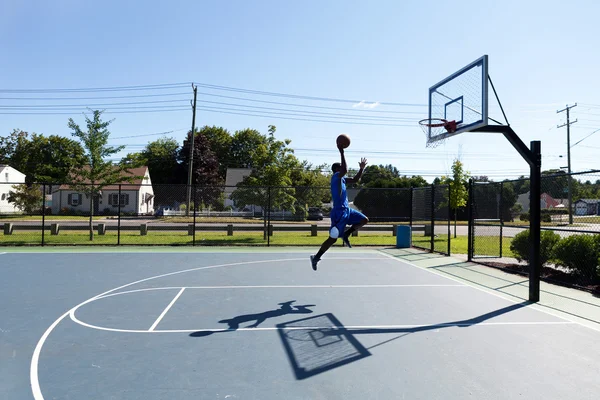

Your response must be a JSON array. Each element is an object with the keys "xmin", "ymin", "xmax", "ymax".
[{"xmin": 1, "ymin": 248, "xmax": 599, "ymax": 399}]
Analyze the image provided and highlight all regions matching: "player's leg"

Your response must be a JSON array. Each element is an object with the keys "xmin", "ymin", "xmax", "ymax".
[
  {"xmin": 310, "ymin": 212, "xmax": 345, "ymax": 270},
  {"xmin": 341, "ymin": 209, "xmax": 369, "ymax": 248},
  {"xmin": 311, "ymin": 236, "xmax": 337, "ymax": 270}
]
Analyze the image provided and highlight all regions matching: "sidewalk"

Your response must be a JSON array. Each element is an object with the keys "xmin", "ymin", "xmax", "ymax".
[{"xmin": 381, "ymin": 247, "xmax": 600, "ymax": 332}]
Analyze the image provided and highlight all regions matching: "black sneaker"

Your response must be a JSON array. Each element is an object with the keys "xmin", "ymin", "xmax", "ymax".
[
  {"xmin": 310, "ymin": 255, "xmax": 319, "ymax": 271},
  {"xmin": 342, "ymin": 234, "xmax": 352, "ymax": 248}
]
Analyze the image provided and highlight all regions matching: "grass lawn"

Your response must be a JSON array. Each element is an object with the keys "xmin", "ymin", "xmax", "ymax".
[
  {"xmin": 0, "ymin": 229, "xmax": 517, "ymax": 256},
  {"xmin": 0, "ymin": 231, "xmax": 398, "ymax": 246}
]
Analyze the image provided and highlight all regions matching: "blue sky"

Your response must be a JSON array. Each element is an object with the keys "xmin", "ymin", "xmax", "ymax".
[{"xmin": 2, "ymin": 0, "xmax": 599, "ymax": 182}]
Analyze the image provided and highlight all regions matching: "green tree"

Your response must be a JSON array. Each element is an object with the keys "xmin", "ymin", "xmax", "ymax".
[
  {"xmin": 360, "ymin": 164, "xmax": 400, "ymax": 186},
  {"xmin": 199, "ymin": 125, "xmax": 232, "ymax": 179},
  {"xmin": 0, "ymin": 129, "xmax": 28, "ymax": 164},
  {"xmin": 7, "ymin": 184, "xmax": 44, "ymax": 215},
  {"xmin": 229, "ymin": 128, "xmax": 268, "ymax": 169},
  {"xmin": 10, "ymin": 133, "xmax": 86, "ymax": 184},
  {"xmin": 122, "ymin": 137, "xmax": 180, "ymax": 184},
  {"xmin": 440, "ymin": 160, "xmax": 469, "ymax": 238},
  {"xmin": 178, "ymin": 130, "xmax": 222, "ymax": 211},
  {"xmin": 230, "ymin": 126, "xmax": 299, "ymax": 234},
  {"xmin": 68, "ymin": 110, "xmax": 136, "ymax": 241}
]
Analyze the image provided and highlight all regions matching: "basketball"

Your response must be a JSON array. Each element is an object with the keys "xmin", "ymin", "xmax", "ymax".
[{"xmin": 336, "ymin": 134, "xmax": 351, "ymax": 149}]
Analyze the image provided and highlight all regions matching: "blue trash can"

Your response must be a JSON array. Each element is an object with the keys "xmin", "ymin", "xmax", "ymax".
[{"xmin": 396, "ymin": 225, "xmax": 411, "ymax": 248}]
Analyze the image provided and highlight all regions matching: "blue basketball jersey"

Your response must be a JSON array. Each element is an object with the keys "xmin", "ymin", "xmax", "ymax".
[{"xmin": 330, "ymin": 172, "xmax": 348, "ymax": 210}]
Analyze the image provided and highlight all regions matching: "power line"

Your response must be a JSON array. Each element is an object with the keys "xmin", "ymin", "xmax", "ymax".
[
  {"xmin": 0, "ymin": 99, "xmax": 189, "ymax": 108},
  {"xmin": 0, "ymin": 82, "xmax": 191, "ymax": 93},
  {"xmin": 193, "ymin": 82, "xmax": 425, "ymax": 107},
  {"xmin": 194, "ymin": 106, "xmax": 415, "ymax": 127},
  {"xmin": 195, "ymin": 91, "xmax": 425, "ymax": 114},
  {"xmin": 110, "ymin": 128, "xmax": 188, "ymax": 140},
  {"xmin": 0, "ymin": 92, "xmax": 190, "ymax": 101}
]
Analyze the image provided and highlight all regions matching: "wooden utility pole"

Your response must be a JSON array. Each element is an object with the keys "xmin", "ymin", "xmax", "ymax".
[
  {"xmin": 186, "ymin": 84, "xmax": 198, "ymax": 216},
  {"xmin": 557, "ymin": 103, "xmax": 577, "ymax": 224}
]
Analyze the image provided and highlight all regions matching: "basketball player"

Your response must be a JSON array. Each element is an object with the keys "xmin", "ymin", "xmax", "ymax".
[{"xmin": 310, "ymin": 143, "xmax": 368, "ymax": 271}]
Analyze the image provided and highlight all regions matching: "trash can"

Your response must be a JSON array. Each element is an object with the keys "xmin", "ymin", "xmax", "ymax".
[{"xmin": 396, "ymin": 225, "xmax": 411, "ymax": 248}]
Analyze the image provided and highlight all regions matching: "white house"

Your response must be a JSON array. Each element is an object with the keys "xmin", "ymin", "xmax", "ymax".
[
  {"xmin": 0, "ymin": 165, "xmax": 26, "ymax": 214},
  {"xmin": 224, "ymin": 168, "xmax": 257, "ymax": 210},
  {"xmin": 51, "ymin": 166, "xmax": 155, "ymax": 215},
  {"xmin": 574, "ymin": 199, "xmax": 600, "ymax": 216}
]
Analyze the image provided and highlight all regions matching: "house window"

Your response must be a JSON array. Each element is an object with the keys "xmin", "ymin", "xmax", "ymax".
[
  {"xmin": 109, "ymin": 193, "xmax": 129, "ymax": 206},
  {"xmin": 68, "ymin": 193, "xmax": 82, "ymax": 206}
]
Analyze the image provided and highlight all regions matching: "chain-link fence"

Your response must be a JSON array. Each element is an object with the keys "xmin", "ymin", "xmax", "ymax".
[
  {"xmin": 469, "ymin": 170, "xmax": 600, "ymax": 293},
  {"xmin": 433, "ymin": 185, "xmax": 451, "ymax": 255}
]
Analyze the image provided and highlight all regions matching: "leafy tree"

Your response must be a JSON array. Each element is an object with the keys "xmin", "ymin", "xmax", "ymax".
[
  {"xmin": 68, "ymin": 110, "xmax": 136, "ymax": 240},
  {"xmin": 440, "ymin": 160, "xmax": 469, "ymax": 237},
  {"xmin": 0, "ymin": 129, "xmax": 28, "ymax": 165},
  {"xmin": 122, "ymin": 137, "xmax": 180, "ymax": 184},
  {"xmin": 10, "ymin": 133, "xmax": 86, "ymax": 184},
  {"xmin": 7, "ymin": 184, "xmax": 44, "ymax": 215},
  {"xmin": 199, "ymin": 125, "xmax": 232, "ymax": 179},
  {"xmin": 178, "ymin": 130, "xmax": 222, "ymax": 211},
  {"xmin": 353, "ymin": 175, "xmax": 428, "ymax": 221},
  {"xmin": 360, "ymin": 164, "xmax": 400, "ymax": 186},
  {"xmin": 230, "ymin": 126, "xmax": 300, "ymax": 233},
  {"xmin": 229, "ymin": 128, "xmax": 268, "ymax": 169}
]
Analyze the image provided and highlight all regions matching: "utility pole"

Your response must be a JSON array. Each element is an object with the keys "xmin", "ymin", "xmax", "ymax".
[
  {"xmin": 186, "ymin": 84, "xmax": 198, "ymax": 216},
  {"xmin": 557, "ymin": 103, "xmax": 577, "ymax": 225}
]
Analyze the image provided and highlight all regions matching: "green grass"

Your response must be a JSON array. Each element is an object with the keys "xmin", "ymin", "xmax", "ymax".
[
  {"xmin": 0, "ymin": 230, "xmax": 398, "ymax": 246},
  {"xmin": 0, "ymin": 229, "xmax": 519, "ymax": 255},
  {"xmin": 411, "ymin": 234, "xmax": 515, "ymax": 257}
]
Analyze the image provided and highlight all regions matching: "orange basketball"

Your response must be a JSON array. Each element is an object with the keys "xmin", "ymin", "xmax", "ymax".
[{"xmin": 336, "ymin": 134, "xmax": 351, "ymax": 149}]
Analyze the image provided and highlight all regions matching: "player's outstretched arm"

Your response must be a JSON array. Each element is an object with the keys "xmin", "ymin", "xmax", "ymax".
[
  {"xmin": 346, "ymin": 157, "xmax": 367, "ymax": 184},
  {"xmin": 338, "ymin": 145, "xmax": 348, "ymax": 177}
]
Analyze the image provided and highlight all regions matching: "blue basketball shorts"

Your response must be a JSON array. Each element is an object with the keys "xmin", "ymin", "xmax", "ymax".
[{"xmin": 329, "ymin": 207, "xmax": 367, "ymax": 238}]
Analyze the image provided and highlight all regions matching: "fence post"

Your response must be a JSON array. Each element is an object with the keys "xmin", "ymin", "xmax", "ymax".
[
  {"xmin": 467, "ymin": 179, "xmax": 474, "ymax": 261},
  {"xmin": 447, "ymin": 185, "xmax": 451, "ymax": 256},
  {"xmin": 499, "ymin": 181, "xmax": 504, "ymax": 258},
  {"xmin": 409, "ymin": 187, "xmax": 414, "ymax": 227},
  {"xmin": 192, "ymin": 184, "xmax": 197, "ymax": 246},
  {"xmin": 529, "ymin": 141, "xmax": 542, "ymax": 302},
  {"xmin": 118, "ymin": 184, "xmax": 122, "ymax": 245},
  {"xmin": 267, "ymin": 187, "xmax": 272, "ymax": 246},
  {"xmin": 41, "ymin": 183, "xmax": 46, "ymax": 246},
  {"xmin": 430, "ymin": 184, "xmax": 435, "ymax": 252}
]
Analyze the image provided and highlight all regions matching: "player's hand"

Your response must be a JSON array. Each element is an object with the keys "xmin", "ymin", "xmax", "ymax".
[{"xmin": 358, "ymin": 158, "xmax": 367, "ymax": 169}]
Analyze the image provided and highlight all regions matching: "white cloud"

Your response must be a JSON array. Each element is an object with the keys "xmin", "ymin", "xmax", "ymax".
[{"xmin": 352, "ymin": 100, "xmax": 380, "ymax": 109}]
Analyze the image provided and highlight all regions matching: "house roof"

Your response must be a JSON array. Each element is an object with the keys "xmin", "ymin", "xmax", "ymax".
[
  {"xmin": 58, "ymin": 166, "xmax": 149, "ymax": 191},
  {"xmin": 575, "ymin": 199, "xmax": 600, "ymax": 204}
]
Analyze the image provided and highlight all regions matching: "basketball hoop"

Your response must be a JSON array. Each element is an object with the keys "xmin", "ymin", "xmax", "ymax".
[{"xmin": 419, "ymin": 118, "xmax": 457, "ymax": 147}]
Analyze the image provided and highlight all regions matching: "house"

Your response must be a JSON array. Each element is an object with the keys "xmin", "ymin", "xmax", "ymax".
[
  {"xmin": 0, "ymin": 165, "xmax": 27, "ymax": 214},
  {"xmin": 574, "ymin": 199, "xmax": 600, "ymax": 216},
  {"xmin": 516, "ymin": 191, "xmax": 570, "ymax": 213},
  {"xmin": 224, "ymin": 168, "xmax": 260, "ymax": 211},
  {"xmin": 51, "ymin": 166, "xmax": 155, "ymax": 215}
]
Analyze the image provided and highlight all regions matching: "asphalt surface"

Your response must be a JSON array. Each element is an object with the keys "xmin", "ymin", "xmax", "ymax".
[{"xmin": 2, "ymin": 250, "xmax": 599, "ymax": 399}]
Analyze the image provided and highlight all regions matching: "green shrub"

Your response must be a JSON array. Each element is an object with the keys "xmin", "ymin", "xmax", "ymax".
[
  {"xmin": 553, "ymin": 234, "xmax": 600, "ymax": 282},
  {"xmin": 520, "ymin": 213, "xmax": 529, "ymax": 222},
  {"xmin": 509, "ymin": 229, "xmax": 561, "ymax": 265}
]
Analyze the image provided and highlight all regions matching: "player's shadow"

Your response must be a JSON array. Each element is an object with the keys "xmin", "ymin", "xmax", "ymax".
[
  {"xmin": 278, "ymin": 301, "xmax": 530, "ymax": 380},
  {"xmin": 189, "ymin": 300, "xmax": 315, "ymax": 337}
]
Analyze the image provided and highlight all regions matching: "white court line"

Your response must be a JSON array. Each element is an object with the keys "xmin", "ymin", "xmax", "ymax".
[
  {"xmin": 96, "ymin": 284, "xmax": 467, "ymax": 299},
  {"xmin": 379, "ymin": 251, "xmax": 600, "ymax": 333},
  {"xmin": 149, "ymin": 288, "xmax": 185, "ymax": 331},
  {"xmin": 68, "ymin": 316, "xmax": 576, "ymax": 334},
  {"xmin": 32, "ymin": 257, "xmax": 307, "ymax": 400}
]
